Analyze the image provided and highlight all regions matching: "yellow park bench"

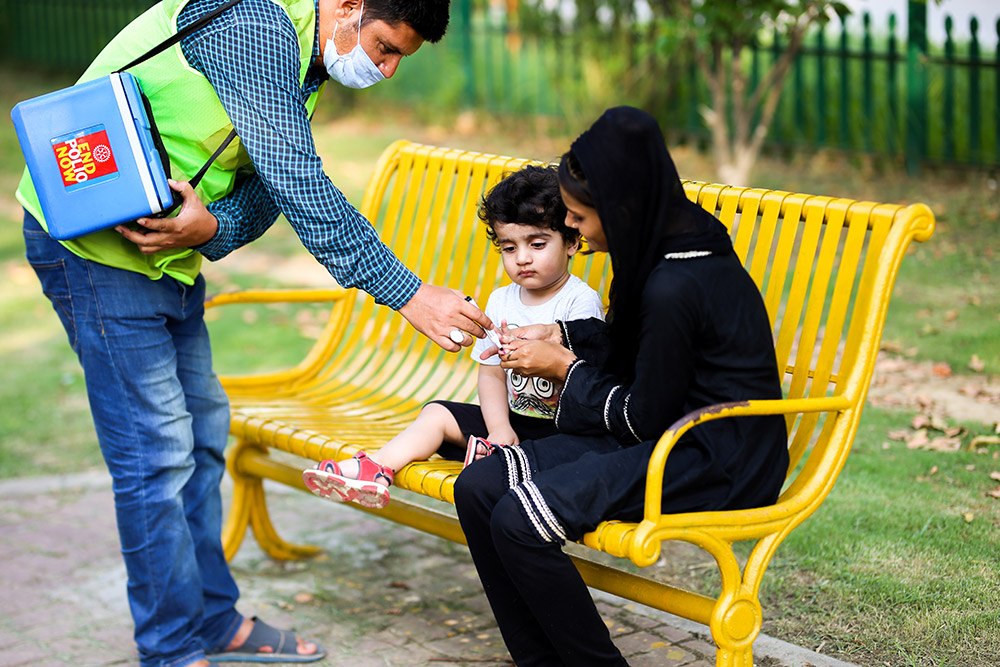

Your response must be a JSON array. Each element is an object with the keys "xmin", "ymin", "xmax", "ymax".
[{"xmin": 209, "ymin": 140, "xmax": 935, "ymax": 666}]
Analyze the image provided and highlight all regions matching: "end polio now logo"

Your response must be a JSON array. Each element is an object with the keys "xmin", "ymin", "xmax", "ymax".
[{"xmin": 51, "ymin": 125, "xmax": 119, "ymax": 191}]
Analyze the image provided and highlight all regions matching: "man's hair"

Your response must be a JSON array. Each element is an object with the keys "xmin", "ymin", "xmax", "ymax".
[
  {"xmin": 478, "ymin": 165, "xmax": 579, "ymax": 248},
  {"xmin": 362, "ymin": 0, "xmax": 450, "ymax": 43}
]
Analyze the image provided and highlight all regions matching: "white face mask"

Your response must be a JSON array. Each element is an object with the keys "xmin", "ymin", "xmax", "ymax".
[{"xmin": 323, "ymin": 2, "xmax": 385, "ymax": 89}]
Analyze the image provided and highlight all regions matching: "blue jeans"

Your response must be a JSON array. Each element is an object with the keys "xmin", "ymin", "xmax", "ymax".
[{"xmin": 23, "ymin": 212, "xmax": 242, "ymax": 667}]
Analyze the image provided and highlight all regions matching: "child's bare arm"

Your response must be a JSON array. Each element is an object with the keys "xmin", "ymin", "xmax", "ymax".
[{"xmin": 478, "ymin": 364, "xmax": 518, "ymax": 445}]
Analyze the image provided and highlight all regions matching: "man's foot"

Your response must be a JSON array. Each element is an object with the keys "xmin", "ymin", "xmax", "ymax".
[
  {"xmin": 302, "ymin": 452, "xmax": 394, "ymax": 509},
  {"xmin": 206, "ymin": 616, "xmax": 324, "ymax": 663}
]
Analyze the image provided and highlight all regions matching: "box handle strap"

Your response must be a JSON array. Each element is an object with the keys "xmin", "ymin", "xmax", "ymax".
[{"xmin": 155, "ymin": 127, "xmax": 238, "ymax": 217}]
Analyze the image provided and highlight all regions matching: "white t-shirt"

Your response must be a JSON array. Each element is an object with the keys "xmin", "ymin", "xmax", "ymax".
[{"xmin": 471, "ymin": 274, "xmax": 606, "ymax": 420}]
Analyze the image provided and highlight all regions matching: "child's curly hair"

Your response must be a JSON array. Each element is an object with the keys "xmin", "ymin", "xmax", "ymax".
[{"xmin": 477, "ymin": 165, "xmax": 579, "ymax": 248}]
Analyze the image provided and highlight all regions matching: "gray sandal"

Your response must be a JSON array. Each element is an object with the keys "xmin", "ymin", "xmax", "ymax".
[{"xmin": 206, "ymin": 616, "xmax": 325, "ymax": 664}]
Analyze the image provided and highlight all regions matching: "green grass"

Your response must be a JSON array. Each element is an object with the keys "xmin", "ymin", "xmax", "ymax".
[
  {"xmin": 1, "ymin": 64, "xmax": 998, "ymax": 666},
  {"xmin": 761, "ymin": 408, "xmax": 1000, "ymax": 666}
]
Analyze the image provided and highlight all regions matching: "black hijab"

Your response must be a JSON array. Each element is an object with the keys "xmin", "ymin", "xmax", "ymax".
[{"xmin": 570, "ymin": 106, "xmax": 733, "ymax": 378}]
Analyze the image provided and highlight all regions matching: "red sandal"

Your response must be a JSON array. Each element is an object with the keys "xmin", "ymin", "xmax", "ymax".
[
  {"xmin": 463, "ymin": 435, "xmax": 503, "ymax": 468},
  {"xmin": 302, "ymin": 452, "xmax": 394, "ymax": 509}
]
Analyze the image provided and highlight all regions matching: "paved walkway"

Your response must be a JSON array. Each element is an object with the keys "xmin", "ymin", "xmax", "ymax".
[{"xmin": 0, "ymin": 472, "xmax": 857, "ymax": 667}]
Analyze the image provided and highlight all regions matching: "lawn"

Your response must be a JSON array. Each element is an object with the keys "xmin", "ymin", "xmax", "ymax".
[{"xmin": 1, "ymin": 64, "xmax": 998, "ymax": 666}]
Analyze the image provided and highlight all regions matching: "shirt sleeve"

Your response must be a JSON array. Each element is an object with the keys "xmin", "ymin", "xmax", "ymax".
[
  {"xmin": 555, "ymin": 272, "xmax": 699, "ymax": 444},
  {"xmin": 181, "ymin": 3, "xmax": 420, "ymax": 309},
  {"xmin": 559, "ymin": 317, "xmax": 611, "ymax": 369},
  {"xmin": 195, "ymin": 171, "xmax": 281, "ymax": 260}
]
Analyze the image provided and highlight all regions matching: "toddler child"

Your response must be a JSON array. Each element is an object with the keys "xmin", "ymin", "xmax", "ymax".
[{"xmin": 301, "ymin": 164, "xmax": 605, "ymax": 508}]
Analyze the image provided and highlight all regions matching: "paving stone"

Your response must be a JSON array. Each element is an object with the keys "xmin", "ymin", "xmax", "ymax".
[
  {"xmin": 617, "ymin": 630, "xmax": 695, "ymax": 658},
  {"xmin": 0, "ymin": 629, "xmax": 22, "ymax": 650},
  {"xmin": 0, "ymin": 643, "xmax": 51, "ymax": 666},
  {"xmin": 678, "ymin": 636, "xmax": 718, "ymax": 660}
]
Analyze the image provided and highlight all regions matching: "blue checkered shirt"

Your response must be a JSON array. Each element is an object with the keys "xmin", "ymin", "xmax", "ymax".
[{"xmin": 178, "ymin": 0, "xmax": 419, "ymax": 309}]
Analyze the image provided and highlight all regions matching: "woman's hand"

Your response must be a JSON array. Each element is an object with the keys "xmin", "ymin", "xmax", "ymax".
[
  {"xmin": 499, "ymin": 339, "xmax": 577, "ymax": 382},
  {"xmin": 503, "ymin": 322, "xmax": 562, "ymax": 344}
]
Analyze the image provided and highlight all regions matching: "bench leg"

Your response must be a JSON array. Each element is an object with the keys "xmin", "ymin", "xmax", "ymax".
[
  {"xmin": 223, "ymin": 438, "xmax": 323, "ymax": 562},
  {"xmin": 706, "ymin": 535, "xmax": 782, "ymax": 667},
  {"xmin": 711, "ymin": 595, "xmax": 758, "ymax": 667}
]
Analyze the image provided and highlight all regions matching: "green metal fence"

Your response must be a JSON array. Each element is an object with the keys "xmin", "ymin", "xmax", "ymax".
[
  {"xmin": 1, "ymin": 0, "xmax": 997, "ymax": 170},
  {"xmin": 441, "ymin": 0, "xmax": 999, "ymax": 170}
]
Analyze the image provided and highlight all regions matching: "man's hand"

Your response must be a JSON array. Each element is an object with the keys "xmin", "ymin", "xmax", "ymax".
[
  {"xmin": 115, "ymin": 180, "xmax": 218, "ymax": 254},
  {"xmin": 399, "ymin": 283, "xmax": 494, "ymax": 352}
]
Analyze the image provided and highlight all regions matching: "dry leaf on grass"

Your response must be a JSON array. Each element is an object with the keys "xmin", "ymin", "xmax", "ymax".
[
  {"xmin": 927, "ymin": 437, "xmax": 962, "ymax": 452},
  {"xmin": 968, "ymin": 354, "xmax": 986, "ymax": 372},
  {"xmin": 990, "ymin": 471, "xmax": 1000, "ymax": 482},
  {"xmin": 906, "ymin": 429, "xmax": 930, "ymax": 449},
  {"xmin": 887, "ymin": 429, "xmax": 909, "ymax": 441},
  {"xmin": 971, "ymin": 435, "xmax": 1000, "ymax": 448},
  {"xmin": 932, "ymin": 363, "xmax": 952, "ymax": 378},
  {"xmin": 987, "ymin": 486, "xmax": 1000, "ymax": 499}
]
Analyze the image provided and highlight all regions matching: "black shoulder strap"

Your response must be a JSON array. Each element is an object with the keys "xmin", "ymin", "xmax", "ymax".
[
  {"xmin": 188, "ymin": 128, "xmax": 239, "ymax": 190},
  {"xmin": 114, "ymin": 0, "xmax": 245, "ymax": 74}
]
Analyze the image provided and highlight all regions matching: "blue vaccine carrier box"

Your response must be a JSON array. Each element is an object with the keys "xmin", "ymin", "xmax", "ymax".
[{"xmin": 11, "ymin": 72, "xmax": 175, "ymax": 240}]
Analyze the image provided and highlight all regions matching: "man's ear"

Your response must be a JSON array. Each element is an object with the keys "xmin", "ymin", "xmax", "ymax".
[{"xmin": 330, "ymin": 0, "xmax": 361, "ymax": 20}]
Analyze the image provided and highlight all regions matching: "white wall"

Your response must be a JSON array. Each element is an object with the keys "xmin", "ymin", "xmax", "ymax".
[{"xmin": 840, "ymin": 0, "xmax": 999, "ymax": 47}]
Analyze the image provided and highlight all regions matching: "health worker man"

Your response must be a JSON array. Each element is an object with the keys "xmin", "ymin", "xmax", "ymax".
[{"xmin": 16, "ymin": 0, "xmax": 489, "ymax": 666}]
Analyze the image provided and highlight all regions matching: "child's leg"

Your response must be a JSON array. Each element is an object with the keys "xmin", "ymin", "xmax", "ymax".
[{"xmin": 339, "ymin": 403, "xmax": 466, "ymax": 479}]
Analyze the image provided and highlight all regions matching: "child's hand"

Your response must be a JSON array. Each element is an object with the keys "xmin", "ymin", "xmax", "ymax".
[
  {"xmin": 486, "ymin": 427, "xmax": 519, "ymax": 448},
  {"xmin": 479, "ymin": 319, "xmax": 512, "ymax": 360}
]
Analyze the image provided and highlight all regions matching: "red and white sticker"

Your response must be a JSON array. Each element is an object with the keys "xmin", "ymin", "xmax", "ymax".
[{"xmin": 52, "ymin": 126, "xmax": 119, "ymax": 191}]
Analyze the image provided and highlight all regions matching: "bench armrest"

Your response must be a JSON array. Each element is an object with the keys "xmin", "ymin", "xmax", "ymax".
[
  {"xmin": 205, "ymin": 287, "xmax": 354, "ymax": 389},
  {"xmin": 204, "ymin": 288, "xmax": 351, "ymax": 309},
  {"xmin": 643, "ymin": 396, "xmax": 852, "ymax": 523}
]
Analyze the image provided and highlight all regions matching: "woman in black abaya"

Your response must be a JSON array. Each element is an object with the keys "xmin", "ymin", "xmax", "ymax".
[{"xmin": 454, "ymin": 107, "xmax": 789, "ymax": 666}]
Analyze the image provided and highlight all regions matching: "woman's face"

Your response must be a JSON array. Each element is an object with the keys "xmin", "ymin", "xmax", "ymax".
[{"xmin": 560, "ymin": 186, "xmax": 607, "ymax": 252}]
